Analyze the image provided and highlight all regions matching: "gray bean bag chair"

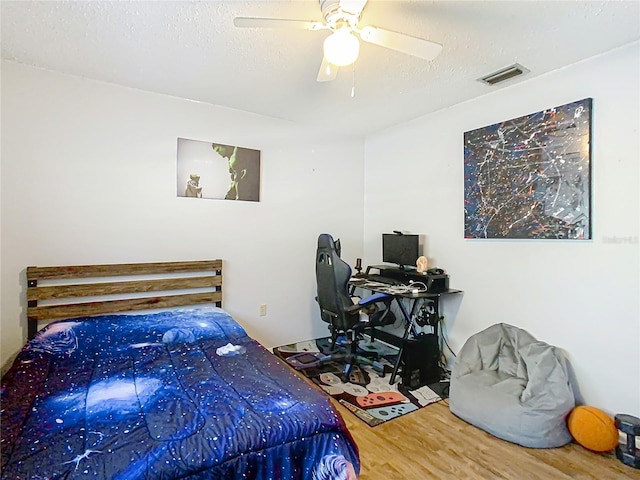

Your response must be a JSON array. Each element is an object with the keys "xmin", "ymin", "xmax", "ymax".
[{"xmin": 449, "ymin": 323, "xmax": 575, "ymax": 448}]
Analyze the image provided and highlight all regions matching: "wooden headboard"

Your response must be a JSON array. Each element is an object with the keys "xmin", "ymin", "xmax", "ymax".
[{"xmin": 26, "ymin": 260, "xmax": 222, "ymax": 339}]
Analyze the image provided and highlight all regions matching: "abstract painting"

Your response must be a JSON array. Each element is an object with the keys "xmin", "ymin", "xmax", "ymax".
[
  {"xmin": 464, "ymin": 98, "xmax": 592, "ymax": 239},
  {"xmin": 177, "ymin": 138, "xmax": 261, "ymax": 201}
]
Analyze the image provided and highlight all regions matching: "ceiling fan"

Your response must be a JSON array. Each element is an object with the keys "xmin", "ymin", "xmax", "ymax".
[{"xmin": 233, "ymin": 0, "xmax": 442, "ymax": 82}]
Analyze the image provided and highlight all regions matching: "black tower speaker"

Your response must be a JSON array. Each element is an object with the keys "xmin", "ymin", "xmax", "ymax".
[{"xmin": 401, "ymin": 333, "xmax": 441, "ymax": 389}]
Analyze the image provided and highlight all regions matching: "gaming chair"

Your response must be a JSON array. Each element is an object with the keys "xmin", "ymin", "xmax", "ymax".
[{"xmin": 315, "ymin": 233, "xmax": 394, "ymax": 374}]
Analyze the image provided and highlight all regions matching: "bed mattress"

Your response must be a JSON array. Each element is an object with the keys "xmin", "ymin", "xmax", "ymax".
[{"xmin": 1, "ymin": 307, "xmax": 359, "ymax": 479}]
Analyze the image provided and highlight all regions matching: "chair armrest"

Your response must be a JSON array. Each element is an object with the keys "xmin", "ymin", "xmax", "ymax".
[{"xmin": 357, "ymin": 292, "xmax": 393, "ymax": 307}]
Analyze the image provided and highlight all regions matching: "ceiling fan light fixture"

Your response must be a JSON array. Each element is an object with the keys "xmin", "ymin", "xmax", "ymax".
[{"xmin": 323, "ymin": 29, "xmax": 360, "ymax": 67}]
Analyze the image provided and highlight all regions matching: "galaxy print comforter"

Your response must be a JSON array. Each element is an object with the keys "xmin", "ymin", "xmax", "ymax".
[{"xmin": 1, "ymin": 308, "xmax": 359, "ymax": 479}]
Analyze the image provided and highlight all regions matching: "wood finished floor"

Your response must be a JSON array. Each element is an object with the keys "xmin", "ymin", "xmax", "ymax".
[{"xmin": 331, "ymin": 399, "xmax": 640, "ymax": 480}]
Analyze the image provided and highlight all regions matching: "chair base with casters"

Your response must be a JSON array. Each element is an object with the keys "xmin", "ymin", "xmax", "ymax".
[{"xmin": 315, "ymin": 233, "xmax": 395, "ymax": 378}]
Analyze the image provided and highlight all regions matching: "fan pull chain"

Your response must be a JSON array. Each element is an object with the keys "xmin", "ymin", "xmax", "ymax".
[{"xmin": 351, "ymin": 63, "xmax": 356, "ymax": 98}]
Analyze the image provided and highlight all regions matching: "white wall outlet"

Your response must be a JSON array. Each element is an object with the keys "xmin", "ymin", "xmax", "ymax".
[{"xmin": 259, "ymin": 304, "xmax": 267, "ymax": 316}]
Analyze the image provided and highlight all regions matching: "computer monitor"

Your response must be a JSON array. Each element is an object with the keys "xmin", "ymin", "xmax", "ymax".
[{"xmin": 382, "ymin": 233, "xmax": 420, "ymax": 270}]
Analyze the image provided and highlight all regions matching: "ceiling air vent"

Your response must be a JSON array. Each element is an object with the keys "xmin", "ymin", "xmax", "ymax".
[{"xmin": 479, "ymin": 63, "xmax": 529, "ymax": 85}]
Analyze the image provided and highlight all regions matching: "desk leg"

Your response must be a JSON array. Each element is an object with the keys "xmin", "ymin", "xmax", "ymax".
[{"xmin": 389, "ymin": 298, "xmax": 416, "ymax": 385}]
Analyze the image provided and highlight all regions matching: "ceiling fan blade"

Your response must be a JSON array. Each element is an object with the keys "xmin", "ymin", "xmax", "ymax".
[
  {"xmin": 358, "ymin": 25, "xmax": 442, "ymax": 61},
  {"xmin": 317, "ymin": 57, "xmax": 339, "ymax": 82},
  {"xmin": 339, "ymin": 0, "xmax": 368, "ymax": 16},
  {"xmin": 234, "ymin": 17, "xmax": 324, "ymax": 30}
]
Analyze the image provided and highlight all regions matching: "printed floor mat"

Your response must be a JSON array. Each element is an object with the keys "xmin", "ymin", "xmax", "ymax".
[{"xmin": 273, "ymin": 336, "xmax": 449, "ymax": 427}]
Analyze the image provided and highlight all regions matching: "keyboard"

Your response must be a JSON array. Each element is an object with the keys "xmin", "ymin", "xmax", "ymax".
[{"xmin": 364, "ymin": 274, "xmax": 401, "ymax": 285}]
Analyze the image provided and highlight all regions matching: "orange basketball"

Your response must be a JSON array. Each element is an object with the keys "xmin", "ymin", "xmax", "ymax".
[{"xmin": 567, "ymin": 406, "xmax": 619, "ymax": 452}]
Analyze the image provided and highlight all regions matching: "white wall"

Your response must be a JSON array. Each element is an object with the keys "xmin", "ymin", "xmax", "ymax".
[
  {"xmin": 3, "ymin": 44, "xmax": 638, "ymax": 417},
  {"xmin": 364, "ymin": 43, "xmax": 640, "ymax": 416},
  {"xmin": 0, "ymin": 61, "xmax": 365, "ymax": 366}
]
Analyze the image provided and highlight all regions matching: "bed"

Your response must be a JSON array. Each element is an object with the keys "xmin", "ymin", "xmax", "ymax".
[{"xmin": 1, "ymin": 260, "xmax": 359, "ymax": 479}]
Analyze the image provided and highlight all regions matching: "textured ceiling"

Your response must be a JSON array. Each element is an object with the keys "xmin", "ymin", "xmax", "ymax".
[{"xmin": 2, "ymin": 1, "xmax": 639, "ymax": 137}]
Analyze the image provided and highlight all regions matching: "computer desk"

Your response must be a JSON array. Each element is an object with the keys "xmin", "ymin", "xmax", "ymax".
[{"xmin": 349, "ymin": 276, "xmax": 461, "ymax": 384}]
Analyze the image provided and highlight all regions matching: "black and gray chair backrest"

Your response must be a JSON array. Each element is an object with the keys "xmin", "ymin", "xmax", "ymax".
[{"xmin": 315, "ymin": 233, "xmax": 358, "ymax": 333}]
